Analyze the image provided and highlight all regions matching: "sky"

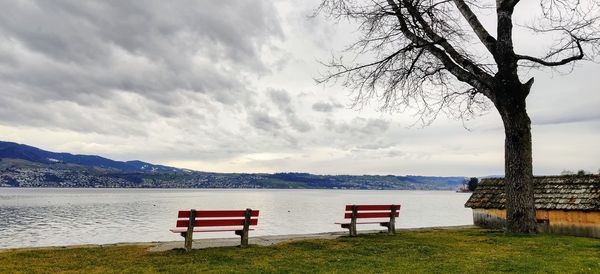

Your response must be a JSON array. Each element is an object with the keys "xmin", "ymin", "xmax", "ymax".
[{"xmin": 0, "ymin": 0, "xmax": 598, "ymax": 177}]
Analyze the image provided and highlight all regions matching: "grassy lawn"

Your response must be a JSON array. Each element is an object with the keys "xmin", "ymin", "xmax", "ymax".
[{"xmin": 1, "ymin": 228, "xmax": 599, "ymax": 273}]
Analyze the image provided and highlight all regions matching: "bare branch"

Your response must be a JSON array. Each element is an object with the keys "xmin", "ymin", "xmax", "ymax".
[
  {"xmin": 315, "ymin": 0, "xmax": 599, "ymax": 124},
  {"xmin": 398, "ymin": 0, "xmax": 495, "ymax": 86},
  {"xmin": 517, "ymin": 0, "xmax": 600, "ymax": 69},
  {"xmin": 516, "ymin": 38, "xmax": 584, "ymax": 66},
  {"xmin": 387, "ymin": 0, "xmax": 494, "ymax": 95},
  {"xmin": 452, "ymin": 0, "xmax": 497, "ymax": 55}
]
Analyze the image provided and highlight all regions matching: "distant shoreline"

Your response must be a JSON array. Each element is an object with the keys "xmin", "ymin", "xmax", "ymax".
[{"xmin": 0, "ymin": 186, "xmax": 467, "ymax": 191}]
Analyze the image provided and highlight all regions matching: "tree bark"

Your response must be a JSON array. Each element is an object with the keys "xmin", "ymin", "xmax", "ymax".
[{"xmin": 495, "ymin": 81, "xmax": 537, "ymax": 234}]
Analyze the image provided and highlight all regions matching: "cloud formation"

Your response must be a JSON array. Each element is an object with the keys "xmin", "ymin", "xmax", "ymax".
[
  {"xmin": 0, "ymin": 0, "xmax": 283, "ymax": 133},
  {"xmin": 0, "ymin": 0, "xmax": 598, "ymax": 176},
  {"xmin": 312, "ymin": 101, "xmax": 344, "ymax": 112}
]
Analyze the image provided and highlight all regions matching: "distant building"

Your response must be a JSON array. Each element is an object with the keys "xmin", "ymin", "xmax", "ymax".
[{"xmin": 465, "ymin": 175, "xmax": 600, "ymax": 238}]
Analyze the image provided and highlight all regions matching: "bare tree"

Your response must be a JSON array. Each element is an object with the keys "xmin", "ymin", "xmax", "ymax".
[{"xmin": 317, "ymin": 0, "xmax": 600, "ymax": 233}]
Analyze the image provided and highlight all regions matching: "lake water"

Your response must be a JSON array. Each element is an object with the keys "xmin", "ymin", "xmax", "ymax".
[{"xmin": 0, "ymin": 188, "xmax": 473, "ymax": 249}]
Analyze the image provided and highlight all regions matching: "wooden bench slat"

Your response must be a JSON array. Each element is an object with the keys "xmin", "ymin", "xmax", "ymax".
[
  {"xmin": 176, "ymin": 218, "xmax": 258, "ymax": 228},
  {"xmin": 170, "ymin": 228, "xmax": 256, "ymax": 233},
  {"xmin": 178, "ymin": 210, "xmax": 260, "ymax": 218},
  {"xmin": 344, "ymin": 205, "xmax": 400, "ymax": 211},
  {"xmin": 344, "ymin": 212, "xmax": 399, "ymax": 219},
  {"xmin": 335, "ymin": 221, "xmax": 390, "ymax": 225}
]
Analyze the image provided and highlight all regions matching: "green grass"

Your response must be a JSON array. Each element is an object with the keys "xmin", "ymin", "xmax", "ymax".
[{"xmin": 1, "ymin": 228, "xmax": 599, "ymax": 273}]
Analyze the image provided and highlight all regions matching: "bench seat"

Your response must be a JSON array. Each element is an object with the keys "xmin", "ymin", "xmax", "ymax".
[
  {"xmin": 334, "ymin": 221, "xmax": 389, "ymax": 225},
  {"xmin": 170, "ymin": 228, "xmax": 255, "ymax": 233}
]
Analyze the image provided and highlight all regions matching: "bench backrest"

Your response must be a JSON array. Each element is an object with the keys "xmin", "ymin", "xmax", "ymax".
[
  {"xmin": 343, "ymin": 205, "xmax": 400, "ymax": 219},
  {"xmin": 176, "ymin": 209, "xmax": 260, "ymax": 228}
]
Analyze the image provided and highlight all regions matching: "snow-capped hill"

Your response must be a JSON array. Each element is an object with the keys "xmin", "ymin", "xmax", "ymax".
[{"xmin": 0, "ymin": 141, "xmax": 185, "ymax": 173}]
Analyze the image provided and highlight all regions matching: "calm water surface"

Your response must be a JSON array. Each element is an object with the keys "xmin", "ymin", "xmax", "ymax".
[{"xmin": 0, "ymin": 188, "xmax": 473, "ymax": 249}]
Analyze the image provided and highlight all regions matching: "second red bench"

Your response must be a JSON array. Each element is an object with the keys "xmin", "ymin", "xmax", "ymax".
[{"xmin": 335, "ymin": 204, "xmax": 400, "ymax": 236}]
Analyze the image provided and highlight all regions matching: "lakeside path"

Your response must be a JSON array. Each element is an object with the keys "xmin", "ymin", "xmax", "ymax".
[
  {"xmin": 150, "ymin": 225, "xmax": 478, "ymax": 251},
  {"xmin": 1, "ymin": 226, "xmax": 599, "ymax": 273},
  {"xmin": 0, "ymin": 225, "xmax": 476, "ymax": 252}
]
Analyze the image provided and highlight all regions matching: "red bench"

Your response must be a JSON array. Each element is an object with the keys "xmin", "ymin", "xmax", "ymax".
[
  {"xmin": 170, "ymin": 208, "xmax": 259, "ymax": 251},
  {"xmin": 335, "ymin": 204, "xmax": 400, "ymax": 236}
]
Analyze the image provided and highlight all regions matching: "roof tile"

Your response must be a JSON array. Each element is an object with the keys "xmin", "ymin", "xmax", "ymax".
[{"xmin": 465, "ymin": 175, "xmax": 600, "ymax": 211}]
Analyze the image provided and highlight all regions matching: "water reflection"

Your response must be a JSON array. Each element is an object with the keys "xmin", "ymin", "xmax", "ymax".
[{"xmin": 0, "ymin": 188, "xmax": 473, "ymax": 249}]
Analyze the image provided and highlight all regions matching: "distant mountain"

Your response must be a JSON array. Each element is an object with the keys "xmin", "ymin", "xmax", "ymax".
[
  {"xmin": 0, "ymin": 141, "xmax": 182, "ymax": 173},
  {"xmin": 0, "ymin": 141, "xmax": 468, "ymax": 190}
]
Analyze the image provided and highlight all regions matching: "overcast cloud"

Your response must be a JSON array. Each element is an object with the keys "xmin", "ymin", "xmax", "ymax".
[{"xmin": 0, "ymin": 0, "xmax": 598, "ymax": 176}]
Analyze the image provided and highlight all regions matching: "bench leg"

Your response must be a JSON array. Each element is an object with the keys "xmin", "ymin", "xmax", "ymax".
[
  {"xmin": 387, "ymin": 222, "xmax": 395, "ymax": 235},
  {"xmin": 183, "ymin": 232, "xmax": 194, "ymax": 251},
  {"xmin": 341, "ymin": 224, "xmax": 349, "ymax": 235},
  {"xmin": 183, "ymin": 209, "xmax": 196, "ymax": 252},
  {"xmin": 241, "ymin": 230, "xmax": 248, "ymax": 247},
  {"xmin": 341, "ymin": 224, "xmax": 357, "ymax": 237},
  {"xmin": 238, "ymin": 208, "xmax": 252, "ymax": 247},
  {"xmin": 388, "ymin": 222, "xmax": 395, "ymax": 235},
  {"xmin": 235, "ymin": 230, "xmax": 249, "ymax": 247},
  {"xmin": 349, "ymin": 205, "xmax": 358, "ymax": 236},
  {"xmin": 388, "ymin": 205, "xmax": 397, "ymax": 235},
  {"xmin": 379, "ymin": 222, "xmax": 395, "ymax": 235}
]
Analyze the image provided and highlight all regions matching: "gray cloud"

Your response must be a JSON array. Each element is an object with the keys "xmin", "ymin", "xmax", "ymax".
[
  {"xmin": 0, "ymin": 0, "xmax": 283, "ymax": 133},
  {"xmin": 248, "ymin": 111, "xmax": 281, "ymax": 132},
  {"xmin": 325, "ymin": 118, "xmax": 390, "ymax": 135},
  {"xmin": 268, "ymin": 89, "xmax": 292, "ymax": 107},
  {"xmin": 1, "ymin": 1, "xmax": 282, "ymax": 70},
  {"xmin": 267, "ymin": 88, "xmax": 312, "ymax": 132},
  {"xmin": 312, "ymin": 101, "xmax": 344, "ymax": 112},
  {"xmin": 288, "ymin": 116, "xmax": 312, "ymax": 132},
  {"xmin": 534, "ymin": 114, "xmax": 600, "ymax": 126},
  {"xmin": 357, "ymin": 142, "xmax": 396, "ymax": 150}
]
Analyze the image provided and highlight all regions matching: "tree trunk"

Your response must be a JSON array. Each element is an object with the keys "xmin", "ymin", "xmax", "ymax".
[{"xmin": 496, "ymin": 84, "xmax": 537, "ymax": 234}]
